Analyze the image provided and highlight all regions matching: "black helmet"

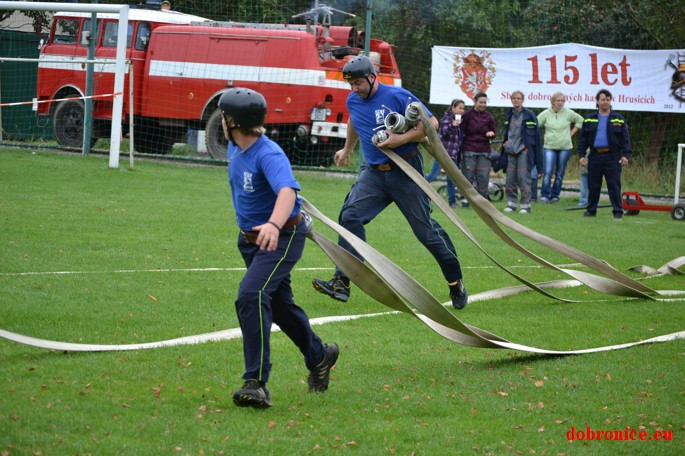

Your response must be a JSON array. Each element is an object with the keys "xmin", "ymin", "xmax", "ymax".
[
  {"xmin": 342, "ymin": 55, "xmax": 377, "ymax": 80},
  {"xmin": 218, "ymin": 88, "xmax": 267, "ymax": 128}
]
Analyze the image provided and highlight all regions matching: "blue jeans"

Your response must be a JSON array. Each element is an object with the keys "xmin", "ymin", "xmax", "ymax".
[
  {"xmin": 579, "ymin": 167, "xmax": 588, "ymax": 205},
  {"xmin": 530, "ymin": 165, "xmax": 539, "ymax": 201},
  {"xmin": 446, "ymin": 173, "xmax": 459, "ymax": 205},
  {"xmin": 541, "ymin": 148, "xmax": 571, "ymax": 200},
  {"xmin": 428, "ymin": 158, "xmax": 460, "ymax": 205},
  {"xmin": 335, "ymin": 155, "xmax": 463, "ymax": 283},
  {"xmin": 426, "ymin": 159, "xmax": 441, "ymax": 182}
]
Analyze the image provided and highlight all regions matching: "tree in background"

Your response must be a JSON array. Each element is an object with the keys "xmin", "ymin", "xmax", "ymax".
[
  {"xmin": 4, "ymin": 0, "xmax": 682, "ymax": 167},
  {"xmin": 0, "ymin": 10, "xmax": 50, "ymax": 34}
]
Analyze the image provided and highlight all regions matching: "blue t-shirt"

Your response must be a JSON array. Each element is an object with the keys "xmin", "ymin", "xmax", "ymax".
[
  {"xmin": 347, "ymin": 83, "xmax": 432, "ymax": 165},
  {"xmin": 228, "ymin": 135, "xmax": 301, "ymax": 230},
  {"xmin": 593, "ymin": 113, "xmax": 609, "ymax": 148}
]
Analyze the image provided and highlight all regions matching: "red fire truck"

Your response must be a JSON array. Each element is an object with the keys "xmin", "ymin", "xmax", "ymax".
[{"xmin": 35, "ymin": 6, "xmax": 402, "ymax": 165}]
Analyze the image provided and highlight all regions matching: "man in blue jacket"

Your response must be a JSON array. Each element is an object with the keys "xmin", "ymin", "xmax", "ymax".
[
  {"xmin": 501, "ymin": 91, "xmax": 543, "ymax": 214},
  {"xmin": 577, "ymin": 89, "xmax": 631, "ymax": 221}
]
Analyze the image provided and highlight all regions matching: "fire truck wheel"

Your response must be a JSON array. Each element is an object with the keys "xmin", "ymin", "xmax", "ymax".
[
  {"xmin": 672, "ymin": 202, "xmax": 685, "ymax": 221},
  {"xmin": 53, "ymin": 100, "xmax": 96, "ymax": 149},
  {"xmin": 205, "ymin": 109, "xmax": 228, "ymax": 160}
]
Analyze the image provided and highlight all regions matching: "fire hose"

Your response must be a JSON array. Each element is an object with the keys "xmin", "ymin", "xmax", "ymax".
[{"xmin": 1, "ymin": 104, "xmax": 683, "ymax": 355}]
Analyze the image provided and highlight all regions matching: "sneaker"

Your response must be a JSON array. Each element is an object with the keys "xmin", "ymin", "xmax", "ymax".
[
  {"xmin": 312, "ymin": 277, "xmax": 350, "ymax": 302},
  {"xmin": 583, "ymin": 211, "xmax": 596, "ymax": 217},
  {"xmin": 233, "ymin": 379, "xmax": 272, "ymax": 408},
  {"xmin": 503, "ymin": 206, "xmax": 515, "ymax": 213},
  {"xmin": 449, "ymin": 203, "xmax": 458, "ymax": 209},
  {"xmin": 613, "ymin": 213, "xmax": 623, "ymax": 221},
  {"xmin": 551, "ymin": 198, "xmax": 560, "ymax": 204},
  {"xmin": 308, "ymin": 343, "xmax": 339, "ymax": 392},
  {"xmin": 461, "ymin": 201, "xmax": 470, "ymax": 208},
  {"xmin": 540, "ymin": 197, "xmax": 549, "ymax": 203},
  {"xmin": 519, "ymin": 208, "xmax": 530, "ymax": 214},
  {"xmin": 449, "ymin": 280, "xmax": 468, "ymax": 310}
]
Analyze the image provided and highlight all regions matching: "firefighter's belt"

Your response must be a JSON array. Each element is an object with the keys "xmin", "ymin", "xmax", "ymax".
[{"xmin": 371, "ymin": 149, "xmax": 419, "ymax": 171}]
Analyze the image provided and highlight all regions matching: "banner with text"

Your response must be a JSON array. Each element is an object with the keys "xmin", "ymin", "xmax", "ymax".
[{"xmin": 430, "ymin": 44, "xmax": 685, "ymax": 113}]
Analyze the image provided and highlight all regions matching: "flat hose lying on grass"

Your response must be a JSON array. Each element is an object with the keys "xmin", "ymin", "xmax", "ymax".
[{"xmin": 0, "ymin": 104, "xmax": 683, "ymax": 354}]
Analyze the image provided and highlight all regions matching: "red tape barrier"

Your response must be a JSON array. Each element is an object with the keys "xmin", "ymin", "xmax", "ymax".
[{"xmin": 0, "ymin": 92, "xmax": 122, "ymax": 107}]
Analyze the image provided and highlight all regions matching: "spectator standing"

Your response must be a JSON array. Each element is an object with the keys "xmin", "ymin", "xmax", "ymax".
[
  {"xmin": 501, "ymin": 91, "xmax": 543, "ymax": 214},
  {"xmin": 311, "ymin": 56, "xmax": 468, "ymax": 310},
  {"xmin": 220, "ymin": 88, "xmax": 339, "ymax": 408},
  {"xmin": 537, "ymin": 92, "xmax": 584, "ymax": 203},
  {"xmin": 578, "ymin": 89, "xmax": 631, "ymax": 220},
  {"xmin": 437, "ymin": 99, "xmax": 466, "ymax": 208},
  {"xmin": 461, "ymin": 92, "xmax": 496, "ymax": 204}
]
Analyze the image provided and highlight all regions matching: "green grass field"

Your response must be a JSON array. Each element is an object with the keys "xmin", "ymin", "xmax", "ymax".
[{"xmin": 1, "ymin": 149, "xmax": 683, "ymax": 455}]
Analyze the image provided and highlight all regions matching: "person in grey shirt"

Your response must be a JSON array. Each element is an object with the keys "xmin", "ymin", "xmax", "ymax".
[{"xmin": 501, "ymin": 91, "xmax": 543, "ymax": 214}]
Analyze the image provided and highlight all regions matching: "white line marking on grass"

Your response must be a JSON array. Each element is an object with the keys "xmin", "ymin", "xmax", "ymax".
[{"xmin": 0, "ymin": 264, "xmax": 586, "ymax": 277}]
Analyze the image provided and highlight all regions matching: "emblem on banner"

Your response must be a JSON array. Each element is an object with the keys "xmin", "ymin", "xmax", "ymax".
[
  {"xmin": 667, "ymin": 52, "xmax": 685, "ymax": 103},
  {"xmin": 453, "ymin": 50, "xmax": 496, "ymax": 101}
]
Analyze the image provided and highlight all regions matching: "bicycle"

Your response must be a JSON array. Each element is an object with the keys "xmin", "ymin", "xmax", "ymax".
[{"xmin": 435, "ymin": 140, "xmax": 505, "ymax": 202}]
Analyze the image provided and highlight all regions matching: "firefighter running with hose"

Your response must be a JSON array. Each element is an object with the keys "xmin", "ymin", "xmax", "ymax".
[
  {"xmin": 311, "ymin": 55, "xmax": 468, "ymax": 310},
  {"xmin": 220, "ymin": 88, "xmax": 339, "ymax": 408}
]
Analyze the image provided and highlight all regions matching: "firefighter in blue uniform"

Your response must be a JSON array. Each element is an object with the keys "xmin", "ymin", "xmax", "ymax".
[
  {"xmin": 220, "ymin": 88, "xmax": 339, "ymax": 408},
  {"xmin": 311, "ymin": 55, "xmax": 468, "ymax": 310},
  {"xmin": 577, "ymin": 89, "xmax": 631, "ymax": 220}
]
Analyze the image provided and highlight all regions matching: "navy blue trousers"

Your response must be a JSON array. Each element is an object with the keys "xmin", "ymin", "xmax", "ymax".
[
  {"xmin": 334, "ymin": 155, "xmax": 462, "ymax": 283},
  {"xmin": 235, "ymin": 218, "xmax": 324, "ymax": 383},
  {"xmin": 586, "ymin": 153, "xmax": 623, "ymax": 216}
]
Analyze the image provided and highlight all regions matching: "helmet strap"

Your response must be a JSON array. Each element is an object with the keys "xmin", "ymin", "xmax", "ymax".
[
  {"xmin": 364, "ymin": 75, "xmax": 376, "ymax": 100},
  {"xmin": 223, "ymin": 115, "xmax": 236, "ymax": 143}
]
